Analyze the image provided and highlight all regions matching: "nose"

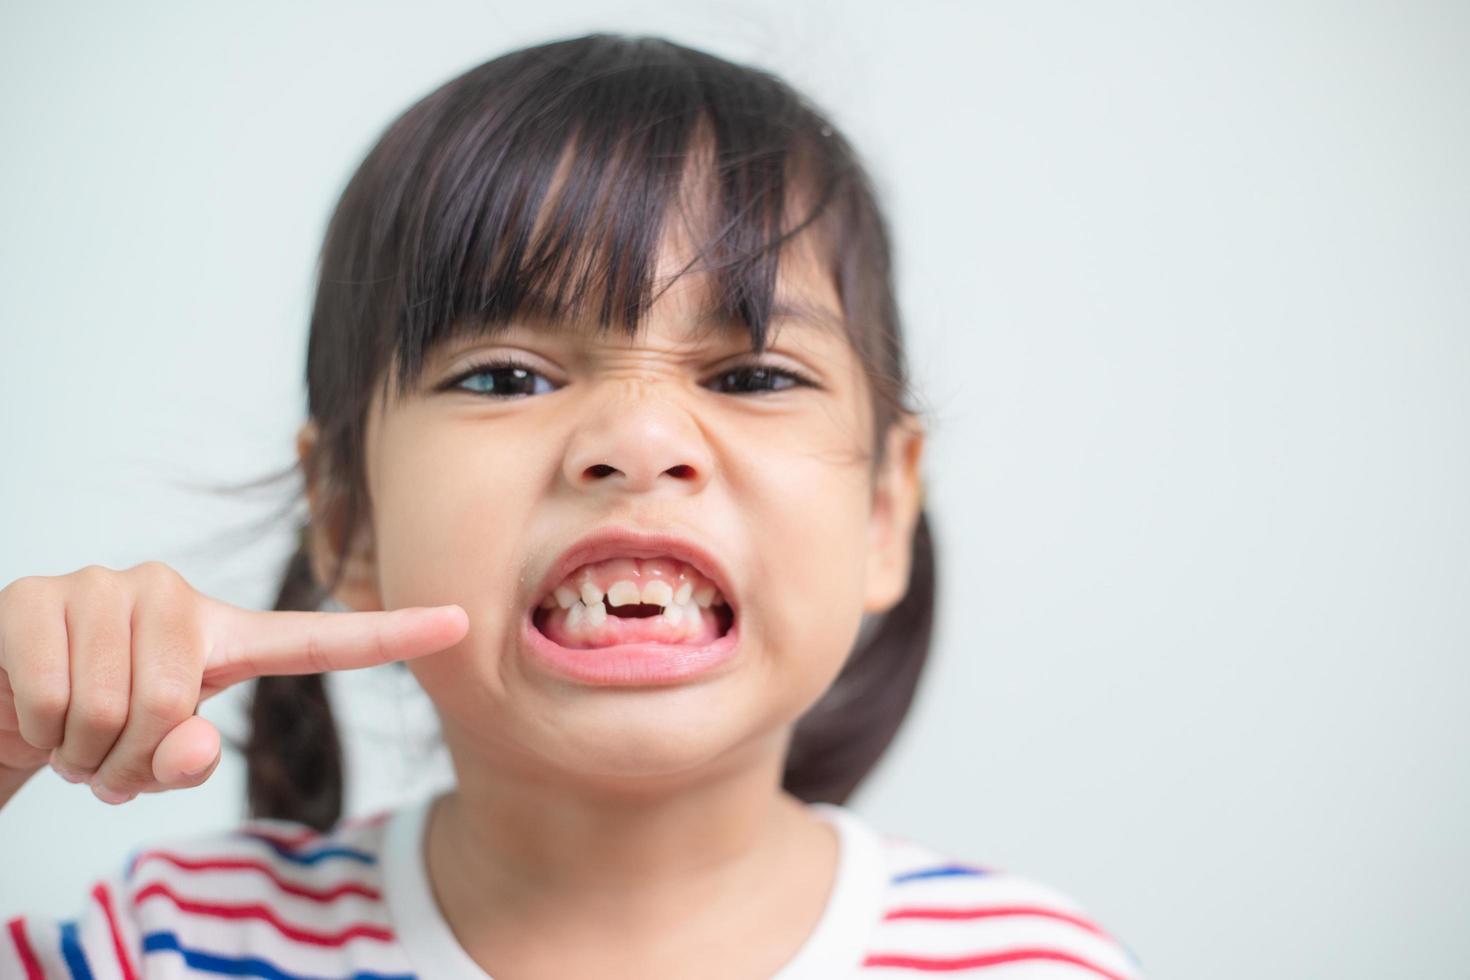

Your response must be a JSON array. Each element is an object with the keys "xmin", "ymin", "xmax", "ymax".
[{"xmin": 562, "ymin": 376, "xmax": 713, "ymax": 495}]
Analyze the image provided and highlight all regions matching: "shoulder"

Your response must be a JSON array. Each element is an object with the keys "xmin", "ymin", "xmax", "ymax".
[
  {"xmin": 863, "ymin": 825, "xmax": 1145, "ymax": 979},
  {"xmin": 4, "ymin": 807, "xmax": 414, "ymax": 979}
]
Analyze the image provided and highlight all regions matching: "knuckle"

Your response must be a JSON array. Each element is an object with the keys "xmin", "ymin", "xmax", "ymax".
[
  {"xmin": 152, "ymin": 614, "xmax": 206, "ymax": 668},
  {"xmin": 136, "ymin": 597, "xmax": 207, "ymax": 671},
  {"xmin": 17, "ymin": 725, "xmax": 64, "ymax": 752},
  {"xmin": 72, "ymin": 691, "xmax": 131, "ymax": 735},
  {"xmin": 1, "ymin": 575, "xmax": 52, "ymax": 607},
  {"xmin": 94, "ymin": 748, "xmax": 159, "ymax": 793},
  {"xmin": 135, "ymin": 677, "xmax": 198, "ymax": 724},
  {"xmin": 129, "ymin": 559, "xmax": 175, "ymax": 580},
  {"xmin": 17, "ymin": 717, "xmax": 65, "ymax": 750},
  {"xmin": 51, "ymin": 750, "xmax": 96, "ymax": 779},
  {"xmin": 73, "ymin": 563, "xmax": 117, "ymax": 586},
  {"xmin": 71, "ymin": 565, "xmax": 129, "ymax": 607},
  {"xmin": 303, "ymin": 632, "xmax": 333, "ymax": 674},
  {"xmin": 129, "ymin": 561, "xmax": 188, "ymax": 599},
  {"xmin": 0, "ymin": 597, "xmax": 65, "ymax": 680},
  {"xmin": 0, "ymin": 579, "xmax": 60, "ymax": 638},
  {"xmin": 17, "ymin": 680, "xmax": 69, "ymax": 729},
  {"xmin": 113, "ymin": 758, "xmax": 156, "ymax": 788}
]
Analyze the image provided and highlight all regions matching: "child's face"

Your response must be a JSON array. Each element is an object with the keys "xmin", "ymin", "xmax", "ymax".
[{"xmin": 307, "ymin": 232, "xmax": 924, "ymax": 788}]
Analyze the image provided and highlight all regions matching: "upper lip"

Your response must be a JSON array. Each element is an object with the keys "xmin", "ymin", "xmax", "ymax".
[{"xmin": 531, "ymin": 526, "xmax": 739, "ymax": 614}]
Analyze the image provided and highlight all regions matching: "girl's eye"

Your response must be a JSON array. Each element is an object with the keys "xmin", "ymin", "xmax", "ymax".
[
  {"xmin": 706, "ymin": 362, "xmax": 817, "ymax": 395},
  {"xmin": 441, "ymin": 359, "xmax": 557, "ymax": 398},
  {"xmin": 438, "ymin": 358, "xmax": 817, "ymax": 398}
]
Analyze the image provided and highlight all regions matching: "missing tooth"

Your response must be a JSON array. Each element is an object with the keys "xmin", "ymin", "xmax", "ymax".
[{"xmin": 607, "ymin": 601, "xmax": 664, "ymax": 619}]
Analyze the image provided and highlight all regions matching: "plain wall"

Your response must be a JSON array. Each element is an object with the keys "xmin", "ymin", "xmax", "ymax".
[{"xmin": 2, "ymin": 2, "xmax": 1467, "ymax": 977}]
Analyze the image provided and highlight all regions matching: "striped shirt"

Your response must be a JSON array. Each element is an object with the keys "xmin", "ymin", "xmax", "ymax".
[{"xmin": 3, "ymin": 795, "xmax": 1143, "ymax": 978}]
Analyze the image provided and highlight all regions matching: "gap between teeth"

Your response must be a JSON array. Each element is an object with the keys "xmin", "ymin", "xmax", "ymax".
[
  {"xmin": 561, "ymin": 596, "xmax": 706, "ymax": 629},
  {"xmin": 541, "ymin": 578, "xmax": 725, "ymax": 614}
]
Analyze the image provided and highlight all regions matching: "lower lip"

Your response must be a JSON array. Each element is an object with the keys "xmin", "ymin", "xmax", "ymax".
[{"xmin": 519, "ymin": 609, "xmax": 742, "ymax": 687}]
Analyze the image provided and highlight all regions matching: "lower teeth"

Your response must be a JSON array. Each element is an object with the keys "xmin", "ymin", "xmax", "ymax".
[
  {"xmin": 569, "ymin": 598, "xmax": 699, "ymax": 631},
  {"xmin": 533, "ymin": 600, "xmax": 733, "ymax": 645}
]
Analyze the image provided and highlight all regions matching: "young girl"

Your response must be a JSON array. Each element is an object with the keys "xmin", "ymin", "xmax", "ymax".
[{"xmin": 0, "ymin": 33, "xmax": 1142, "ymax": 980}]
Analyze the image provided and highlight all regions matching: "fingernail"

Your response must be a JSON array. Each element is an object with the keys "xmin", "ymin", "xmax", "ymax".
[
  {"xmin": 178, "ymin": 759, "xmax": 213, "ymax": 779},
  {"xmin": 92, "ymin": 784, "xmax": 136, "ymax": 806}
]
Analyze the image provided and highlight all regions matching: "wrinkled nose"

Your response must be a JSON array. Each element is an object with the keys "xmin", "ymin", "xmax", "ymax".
[{"xmin": 561, "ymin": 378, "xmax": 713, "ymax": 496}]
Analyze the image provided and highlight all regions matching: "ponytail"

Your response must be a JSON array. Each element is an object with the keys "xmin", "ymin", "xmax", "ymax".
[
  {"xmin": 782, "ymin": 506, "xmax": 937, "ymax": 805},
  {"xmin": 243, "ymin": 525, "xmax": 346, "ymax": 830}
]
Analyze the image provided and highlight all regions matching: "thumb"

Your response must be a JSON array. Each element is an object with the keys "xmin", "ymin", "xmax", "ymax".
[
  {"xmin": 200, "ymin": 600, "xmax": 469, "ymax": 692},
  {"xmin": 152, "ymin": 714, "xmax": 222, "ymax": 785}
]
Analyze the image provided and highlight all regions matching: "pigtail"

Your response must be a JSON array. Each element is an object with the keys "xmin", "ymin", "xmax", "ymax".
[
  {"xmin": 783, "ymin": 506, "xmax": 937, "ymax": 806},
  {"xmin": 243, "ymin": 524, "xmax": 346, "ymax": 831}
]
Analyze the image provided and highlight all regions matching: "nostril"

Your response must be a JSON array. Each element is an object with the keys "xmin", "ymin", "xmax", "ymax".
[
  {"xmin": 667, "ymin": 464, "xmax": 695, "ymax": 478},
  {"xmin": 587, "ymin": 464, "xmax": 618, "ymax": 478}
]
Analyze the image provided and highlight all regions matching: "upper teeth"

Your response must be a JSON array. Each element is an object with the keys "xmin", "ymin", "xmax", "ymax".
[{"xmin": 543, "ymin": 578, "xmax": 725, "ymax": 611}]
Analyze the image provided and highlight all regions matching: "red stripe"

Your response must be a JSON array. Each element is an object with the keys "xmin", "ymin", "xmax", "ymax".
[
  {"xmin": 90, "ymin": 882, "xmax": 138, "ymax": 980},
  {"xmin": 864, "ymin": 947, "xmax": 1129, "ymax": 979},
  {"xmin": 5, "ymin": 917, "xmax": 44, "ymax": 980},
  {"xmin": 882, "ymin": 903, "xmax": 1108, "ymax": 937},
  {"xmin": 241, "ymin": 826, "xmax": 322, "ymax": 848},
  {"xmin": 340, "ymin": 809, "xmax": 393, "ymax": 831},
  {"xmin": 130, "ymin": 850, "xmax": 381, "ymax": 902},
  {"xmin": 132, "ymin": 881, "xmax": 395, "ymax": 947}
]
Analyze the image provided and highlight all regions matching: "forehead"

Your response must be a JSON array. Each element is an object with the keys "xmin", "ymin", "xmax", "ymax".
[{"xmin": 661, "ymin": 198, "xmax": 845, "ymax": 339}]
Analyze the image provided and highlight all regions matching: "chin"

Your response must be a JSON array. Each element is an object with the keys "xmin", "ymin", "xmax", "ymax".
[{"xmin": 518, "ymin": 685, "xmax": 782, "ymax": 787}]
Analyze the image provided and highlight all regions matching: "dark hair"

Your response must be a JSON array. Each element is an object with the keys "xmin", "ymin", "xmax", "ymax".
[{"xmin": 240, "ymin": 32, "xmax": 937, "ymax": 830}]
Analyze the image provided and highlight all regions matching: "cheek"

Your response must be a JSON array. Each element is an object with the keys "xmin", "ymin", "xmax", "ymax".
[
  {"xmin": 370, "ymin": 425, "xmax": 536, "ymax": 621},
  {"xmin": 371, "ymin": 438, "xmax": 538, "ymax": 721},
  {"xmin": 747, "ymin": 463, "xmax": 872, "ymax": 696}
]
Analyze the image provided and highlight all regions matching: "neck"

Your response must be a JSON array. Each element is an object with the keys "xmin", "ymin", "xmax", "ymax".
[{"xmin": 426, "ymin": 728, "xmax": 815, "ymax": 946}]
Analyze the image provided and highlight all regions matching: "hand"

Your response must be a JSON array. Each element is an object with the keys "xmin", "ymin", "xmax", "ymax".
[{"xmin": 0, "ymin": 561, "xmax": 467, "ymax": 806}]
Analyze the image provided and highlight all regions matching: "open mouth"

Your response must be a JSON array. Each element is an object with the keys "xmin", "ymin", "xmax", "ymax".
[{"xmin": 529, "ymin": 556, "xmax": 736, "ymax": 650}]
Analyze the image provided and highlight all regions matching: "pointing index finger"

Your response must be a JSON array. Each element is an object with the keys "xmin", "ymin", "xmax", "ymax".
[{"xmin": 202, "ymin": 602, "xmax": 469, "ymax": 690}]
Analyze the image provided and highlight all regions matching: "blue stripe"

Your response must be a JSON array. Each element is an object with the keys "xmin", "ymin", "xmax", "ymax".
[
  {"xmin": 237, "ymin": 832, "xmax": 377, "ymax": 867},
  {"xmin": 59, "ymin": 921, "xmax": 94, "ymax": 980},
  {"xmin": 892, "ymin": 863, "xmax": 989, "ymax": 883},
  {"xmin": 142, "ymin": 931, "xmax": 414, "ymax": 980}
]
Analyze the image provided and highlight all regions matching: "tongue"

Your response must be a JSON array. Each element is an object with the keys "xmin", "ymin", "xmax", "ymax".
[{"xmin": 538, "ymin": 604, "xmax": 724, "ymax": 650}]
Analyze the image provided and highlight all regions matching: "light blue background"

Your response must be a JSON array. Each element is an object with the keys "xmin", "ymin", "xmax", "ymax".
[{"xmin": 2, "ymin": 3, "xmax": 1467, "ymax": 977}]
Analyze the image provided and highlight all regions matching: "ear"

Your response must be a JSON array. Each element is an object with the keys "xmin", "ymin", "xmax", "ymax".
[
  {"xmin": 296, "ymin": 419, "xmax": 384, "ymax": 613},
  {"xmin": 863, "ymin": 416, "xmax": 927, "ymax": 615}
]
